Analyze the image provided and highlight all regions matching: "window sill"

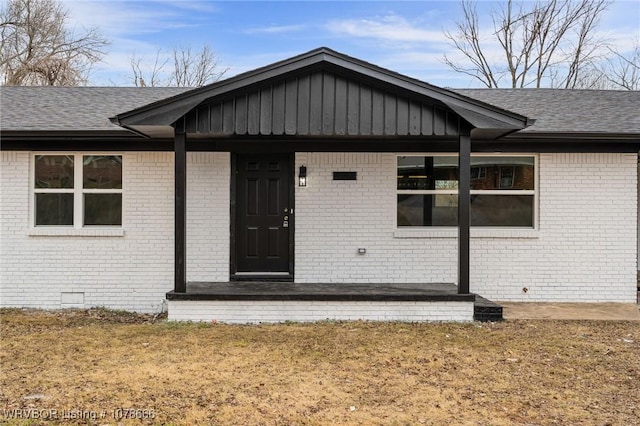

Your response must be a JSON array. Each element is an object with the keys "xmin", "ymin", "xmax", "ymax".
[
  {"xmin": 394, "ymin": 227, "xmax": 539, "ymax": 239},
  {"xmin": 29, "ymin": 227, "xmax": 125, "ymax": 237}
]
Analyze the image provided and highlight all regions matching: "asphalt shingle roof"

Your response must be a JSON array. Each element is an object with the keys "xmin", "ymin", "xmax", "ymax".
[
  {"xmin": 1, "ymin": 86, "xmax": 639, "ymax": 135},
  {"xmin": 0, "ymin": 87, "xmax": 191, "ymax": 132},
  {"xmin": 454, "ymin": 88, "xmax": 640, "ymax": 134}
]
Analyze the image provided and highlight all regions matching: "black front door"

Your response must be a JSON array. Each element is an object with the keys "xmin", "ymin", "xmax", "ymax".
[{"xmin": 234, "ymin": 154, "xmax": 292, "ymax": 275}]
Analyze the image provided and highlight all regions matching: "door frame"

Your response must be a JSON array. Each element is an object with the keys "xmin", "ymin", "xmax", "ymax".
[{"xmin": 229, "ymin": 152, "xmax": 295, "ymax": 280}]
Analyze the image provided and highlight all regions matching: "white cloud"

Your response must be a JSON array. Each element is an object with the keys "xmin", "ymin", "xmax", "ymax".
[
  {"xmin": 244, "ymin": 24, "xmax": 307, "ymax": 35},
  {"xmin": 326, "ymin": 14, "xmax": 448, "ymax": 45},
  {"xmin": 163, "ymin": 1, "xmax": 220, "ymax": 14},
  {"xmin": 63, "ymin": 1, "xmax": 220, "ymax": 85},
  {"xmin": 65, "ymin": 1, "xmax": 195, "ymax": 36}
]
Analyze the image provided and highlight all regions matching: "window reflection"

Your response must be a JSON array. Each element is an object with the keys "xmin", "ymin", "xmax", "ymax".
[
  {"xmin": 83, "ymin": 156, "xmax": 122, "ymax": 189},
  {"xmin": 470, "ymin": 157, "xmax": 534, "ymax": 190},
  {"xmin": 397, "ymin": 155, "xmax": 536, "ymax": 227},
  {"xmin": 398, "ymin": 194, "xmax": 458, "ymax": 226},
  {"xmin": 397, "ymin": 156, "xmax": 458, "ymax": 190},
  {"xmin": 84, "ymin": 194, "xmax": 122, "ymax": 225},
  {"xmin": 35, "ymin": 193, "xmax": 73, "ymax": 225},
  {"xmin": 35, "ymin": 155, "xmax": 74, "ymax": 189},
  {"xmin": 471, "ymin": 195, "xmax": 534, "ymax": 227}
]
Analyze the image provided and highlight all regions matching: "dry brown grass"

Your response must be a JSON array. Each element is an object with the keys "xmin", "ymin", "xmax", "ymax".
[{"xmin": 1, "ymin": 308, "xmax": 639, "ymax": 425}]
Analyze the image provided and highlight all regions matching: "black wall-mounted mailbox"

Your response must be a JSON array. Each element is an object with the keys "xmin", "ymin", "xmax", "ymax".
[{"xmin": 333, "ymin": 171, "xmax": 357, "ymax": 181}]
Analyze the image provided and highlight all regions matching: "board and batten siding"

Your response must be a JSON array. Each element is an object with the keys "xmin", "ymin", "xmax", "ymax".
[{"xmin": 184, "ymin": 70, "xmax": 461, "ymax": 137}]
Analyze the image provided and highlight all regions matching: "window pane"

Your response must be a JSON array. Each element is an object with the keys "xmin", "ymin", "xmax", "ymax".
[
  {"xmin": 470, "ymin": 157, "xmax": 534, "ymax": 190},
  {"xmin": 83, "ymin": 155, "xmax": 122, "ymax": 189},
  {"xmin": 35, "ymin": 155, "xmax": 74, "ymax": 188},
  {"xmin": 471, "ymin": 195, "xmax": 534, "ymax": 227},
  {"xmin": 35, "ymin": 193, "xmax": 73, "ymax": 225},
  {"xmin": 397, "ymin": 194, "xmax": 458, "ymax": 226},
  {"xmin": 84, "ymin": 194, "xmax": 122, "ymax": 225},
  {"xmin": 398, "ymin": 195, "xmax": 534, "ymax": 227},
  {"xmin": 397, "ymin": 156, "xmax": 458, "ymax": 190}
]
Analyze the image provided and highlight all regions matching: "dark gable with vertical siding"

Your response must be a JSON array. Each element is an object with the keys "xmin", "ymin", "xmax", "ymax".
[
  {"xmin": 184, "ymin": 70, "xmax": 461, "ymax": 137},
  {"xmin": 108, "ymin": 48, "xmax": 532, "ymax": 143}
]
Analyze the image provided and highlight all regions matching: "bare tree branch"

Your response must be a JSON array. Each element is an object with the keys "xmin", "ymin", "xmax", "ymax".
[
  {"xmin": 170, "ymin": 45, "xmax": 227, "ymax": 87},
  {"xmin": 0, "ymin": 0, "xmax": 108, "ymax": 86},
  {"xmin": 443, "ymin": 1, "xmax": 500, "ymax": 87},
  {"xmin": 601, "ymin": 43, "xmax": 640, "ymax": 90},
  {"xmin": 443, "ymin": 0, "xmax": 612, "ymax": 88},
  {"xmin": 130, "ymin": 48, "xmax": 168, "ymax": 87},
  {"xmin": 128, "ymin": 44, "xmax": 227, "ymax": 87}
]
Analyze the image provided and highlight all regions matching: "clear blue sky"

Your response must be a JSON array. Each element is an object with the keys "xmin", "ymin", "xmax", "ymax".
[{"xmin": 64, "ymin": 0, "xmax": 640, "ymax": 87}]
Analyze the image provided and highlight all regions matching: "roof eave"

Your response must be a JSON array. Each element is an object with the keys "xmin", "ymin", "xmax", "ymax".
[
  {"xmin": 504, "ymin": 131, "xmax": 640, "ymax": 141},
  {"xmin": 0, "ymin": 129, "xmax": 145, "ymax": 140}
]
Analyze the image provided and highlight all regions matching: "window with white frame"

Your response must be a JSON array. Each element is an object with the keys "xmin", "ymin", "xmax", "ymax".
[
  {"xmin": 33, "ymin": 154, "xmax": 122, "ymax": 227},
  {"xmin": 397, "ymin": 154, "xmax": 536, "ymax": 227}
]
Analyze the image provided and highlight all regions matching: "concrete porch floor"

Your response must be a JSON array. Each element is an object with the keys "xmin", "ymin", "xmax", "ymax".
[
  {"xmin": 501, "ymin": 302, "xmax": 640, "ymax": 321},
  {"xmin": 166, "ymin": 281, "xmax": 475, "ymax": 302}
]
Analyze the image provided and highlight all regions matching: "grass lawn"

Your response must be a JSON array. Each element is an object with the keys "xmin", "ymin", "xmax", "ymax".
[{"xmin": 1, "ymin": 308, "xmax": 639, "ymax": 425}]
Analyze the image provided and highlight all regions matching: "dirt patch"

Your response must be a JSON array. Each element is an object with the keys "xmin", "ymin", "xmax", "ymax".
[
  {"xmin": 502, "ymin": 302, "xmax": 640, "ymax": 321},
  {"xmin": 1, "ymin": 309, "xmax": 639, "ymax": 425}
]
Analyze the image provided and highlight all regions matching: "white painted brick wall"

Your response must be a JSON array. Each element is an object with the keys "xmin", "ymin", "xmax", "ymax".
[
  {"xmin": 0, "ymin": 151, "xmax": 230, "ymax": 313},
  {"xmin": 167, "ymin": 300, "xmax": 474, "ymax": 323},
  {"xmin": 2, "ymin": 150, "xmax": 636, "ymax": 312},
  {"xmin": 295, "ymin": 152, "xmax": 638, "ymax": 302},
  {"xmin": 187, "ymin": 152, "xmax": 230, "ymax": 282},
  {"xmin": 0, "ymin": 152, "xmax": 173, "ymax": 312},
  {"xmin": 295, "ymin": 153, "xmax": 457, "ymax": 284},
  {"xmin": 472, "ymin": 153, "xmax": 638, "ymax": 302}
]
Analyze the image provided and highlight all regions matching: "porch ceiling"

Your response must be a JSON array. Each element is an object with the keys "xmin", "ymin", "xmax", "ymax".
[{"xmin": 111, "ymin": 48, "xmax": 532, "ymax": 142}]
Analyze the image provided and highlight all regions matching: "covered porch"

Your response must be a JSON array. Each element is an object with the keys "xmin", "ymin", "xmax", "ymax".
[{"xmin": 111, "ymin": 48, "xmax": 530, "ymax": 322}]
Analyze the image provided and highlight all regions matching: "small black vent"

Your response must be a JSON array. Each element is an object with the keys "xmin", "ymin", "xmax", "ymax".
[{"xmin": 333, "ymin": 171, "xmax": 357, "ymax": 181}]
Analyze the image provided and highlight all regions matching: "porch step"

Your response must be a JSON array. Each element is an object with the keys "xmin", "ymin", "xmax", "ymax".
[
  {"xmin": 473, "ymin": 295, "xmax": 503, "ymax": 322},
  {"xmin": 166, "ymin": 282, "xmax": 498, "ymax": 323},
  {"xmin": 167, "ymin": 282, "xmax": 478, "ymax": 322}
]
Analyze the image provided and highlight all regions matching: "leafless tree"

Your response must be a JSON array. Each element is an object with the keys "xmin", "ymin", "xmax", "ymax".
[
  {"xmin": 601, "ymin": 43, "xmax": 640, "ymax": 90},
  {"xmin": 0, "ymin": 0, "xmax": 108, "ymax": 86},
  {"xmin": 130, "ymin": 48, "xmax": 168, "ymax": 87},
  {"xmin": 559, "ymin": 41, "xmax": 640, "ymax": 90},
  {"xmin": 171, "ymin": 45, "xmax": 226, "ymax": 87},
  {"xmin": 443, "ymin": 0, "xmax": 610, "ymax": 88},
  {"xmin": 130, "ymin": 45, "xmax": 227, "ymax": 87}
]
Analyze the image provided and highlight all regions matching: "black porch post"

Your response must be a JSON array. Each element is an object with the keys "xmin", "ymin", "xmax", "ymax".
[
  {"xmin": 458, "ymin": 131, "xmax": 471, "ymax": 294},
  {"xmin": 174, "ymin": 119, "xmax": 187, "ymax": 293}
]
